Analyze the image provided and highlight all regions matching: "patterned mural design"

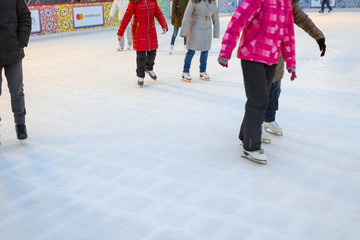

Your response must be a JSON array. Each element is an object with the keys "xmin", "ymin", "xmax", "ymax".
[
  {"xmin": 158, "ymin": 0, "xmax": 171, "ymax": 19},
  {"xmin": 30, "ymin": 2, "xmax": 116, "ymax": 36},
  {"xmin": 29, "ymin": 0, "xmax": 360, "ymax": 36},
  {"xmin": 219, "ymin": 0, "xmax": 238, "ymax": 13}
]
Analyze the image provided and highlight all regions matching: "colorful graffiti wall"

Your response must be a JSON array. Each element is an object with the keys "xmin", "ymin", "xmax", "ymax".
[{"xmin": 29, "ymin": 0, "xmax": 360, "ymax": 36}]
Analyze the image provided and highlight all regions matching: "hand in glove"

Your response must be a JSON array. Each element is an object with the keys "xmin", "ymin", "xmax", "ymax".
[
  {"xmin": 162, "ymin": 29, "xmax": 168, "ymax": 34},
  {"xmin": 118, "ymin": 35, "xmax": 123, "ymax": 42},
  {"xmin": 317, "ymin": 38, "xmax": 326, "ymax": 57},
  {"xmin": 287, "ymin": 68, "xmax": 297, "ymax": 81},
  {"xmin": 218, "ymin": 56, "xmax": 229, "ymax": 68}
]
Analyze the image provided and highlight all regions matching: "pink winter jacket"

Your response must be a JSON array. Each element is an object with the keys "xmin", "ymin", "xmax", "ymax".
[{"xmin": 219, "ymin": 0, "xmax": 296, "ymax": 70}]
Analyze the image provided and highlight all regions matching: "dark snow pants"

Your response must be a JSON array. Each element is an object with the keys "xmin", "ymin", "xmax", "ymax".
[
  {"xmin": 136, "ymin": 50, "xmax": 157, "ymax": 78},
  {"xmin": 239, "ymin": 60, "xmax": 276, "ymax": 151},
  {"xmin": 0, "ymin": 60, "xmax": 26, "ymax": 124}
]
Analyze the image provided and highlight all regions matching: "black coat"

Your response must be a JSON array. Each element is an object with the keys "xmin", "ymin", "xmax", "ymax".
[{"xmin": 0, "ymin": 0, "xmax": 31, "ymax": 66}]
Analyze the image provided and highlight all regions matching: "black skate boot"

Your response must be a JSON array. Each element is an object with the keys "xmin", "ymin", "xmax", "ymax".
[{"xmin": 16, "ymin": 124, "xmax": 28, "ymax": 140}]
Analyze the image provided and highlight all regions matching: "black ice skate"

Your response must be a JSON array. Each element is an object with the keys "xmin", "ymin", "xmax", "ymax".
[
  {"xmin": 146, "ymin": 70, "xmax": 157, "ymax": 80},
  {"xmin": 16, "ymin": 124, "xmax": 27, "ymax": 143}
]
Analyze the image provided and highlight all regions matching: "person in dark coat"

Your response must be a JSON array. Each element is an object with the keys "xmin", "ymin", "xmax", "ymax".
[
  {"xmin": 0, "ymin": 0, "xmax": 31, "ymax": 141},
  {"xmin": 169, "ymin": 0, "xmax": 189, "ymax": 54}
]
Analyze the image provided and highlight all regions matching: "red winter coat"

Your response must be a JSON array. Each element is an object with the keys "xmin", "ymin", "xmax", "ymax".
[{"xmin": 117, "ymin": 0, "xmax": 168, "ymax": 51}]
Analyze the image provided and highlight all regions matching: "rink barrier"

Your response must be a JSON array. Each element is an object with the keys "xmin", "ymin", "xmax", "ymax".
[{"xmin": 28, "ymin": 0, "xmax": 359, "ymax": 36}]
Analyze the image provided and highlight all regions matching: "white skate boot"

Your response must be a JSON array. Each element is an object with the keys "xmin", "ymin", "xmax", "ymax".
[
  {"xmin": 264, "ymin": 121, "xmax": 283, "ymax": 135},
  {"xmin": 182, "ymin": 72, "xmax": 192, "ymax": 82},
  {"xmin": 261, "ymin": 125, "xmax": 271, "ymax": 143},
  {"xmin": 200, "ymin": 72, "xmax": 210, "ymax": 81},
  {"xmin": 137, "ymin": 77, "xmax": 144, "ymax": 86},
  {"xmin": 242, "ymin": 148, "xmax": 267, "ymax": 165},
  {"xmin": 146, "ymin": 70, "xmax": 157, "ymax": 80},
  {"xmin": 169, "ymin": 45, "xmax": 174, "ymax": 55},
  {"xmin": 117, "ymin": 47, "xmax": 124, "ymax": 51}
]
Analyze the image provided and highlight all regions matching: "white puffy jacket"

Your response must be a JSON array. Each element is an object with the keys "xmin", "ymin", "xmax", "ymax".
[{"xmin": 109, "ymin": 0, "xmax": 129, "ymax": 20}]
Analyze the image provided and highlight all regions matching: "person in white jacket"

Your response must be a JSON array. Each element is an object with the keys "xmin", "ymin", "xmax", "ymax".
[{"xmin": 109, "ymin": 0, "xmax": 132, "ymax": 51}]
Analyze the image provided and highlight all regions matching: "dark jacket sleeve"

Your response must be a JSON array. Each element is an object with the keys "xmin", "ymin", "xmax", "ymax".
[
  {"xmin": 16, "ymin": 0, "xmax": 32, "ymax": 47},
  {"xmin": 171, "ymin": 0, "xmax": 178, "ymax": 25}
]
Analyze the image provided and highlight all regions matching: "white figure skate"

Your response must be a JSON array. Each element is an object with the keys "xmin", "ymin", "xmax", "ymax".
[{"xmin": 264, "ymin": 121, "xmax": 283, "ymax": 135}]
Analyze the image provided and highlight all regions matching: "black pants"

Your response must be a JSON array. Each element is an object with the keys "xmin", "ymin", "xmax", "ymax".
[
  {"xmin": 136, "ymin": 50, "xmax": 156, "ymax": 78},
  {"xmin": 239, "ymin": 60, "xmax": 276, "ymax": 151},
  {"xmin": 0, "ymin": 60, "xmax": 26, "ymax": 124}
]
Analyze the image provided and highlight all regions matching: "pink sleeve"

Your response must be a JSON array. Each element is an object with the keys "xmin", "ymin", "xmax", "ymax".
[
  {"xmin": 219, "ymin": 0, "xmax": 262, "ymax": 59},
  {"xmin": 281, "ymin": 12, "xmax": 296, "ymax": 70}
]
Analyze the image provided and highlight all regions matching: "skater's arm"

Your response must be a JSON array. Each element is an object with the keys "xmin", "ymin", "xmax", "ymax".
[
  {"xmin": 171, "ymin": 0, "xmax": 179, "ymax": 25},
  {"xmin": 109, "ymin": 0, "xmax": 118, "ymax": 19},
  {"xmin": 155, "ymin": 2, "xmax": 168, "ymax": 31},
  {"xmin": 219, "ymin": 0, "xmax": 261, "ymax": 60},
  {"xmin": 212, "ymin": 1, "xmax": 220, "ymax": 39},
  {"xmin": 293, "ymin": 2, "xmax": 325, "ymax": 41},
  {"xmin": 180, "ymin": 0, "xmax": 195, "ymax": 37},
  {"xmin": 292, "ymin": 1, "xmax": 326, "ymax": 56},
  {"xmin": 16, "ymin": 0, "xmax": 31, "ymax": 47},
  {"xmin": 117, "ymin": 2, "xmax": 135, "ymax": 36},
  {"xmin": 281, "ymin": 13, "xmax": 296, "ymax": 80}
]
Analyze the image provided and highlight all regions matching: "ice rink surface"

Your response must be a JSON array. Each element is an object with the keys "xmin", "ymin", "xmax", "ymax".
[{"xmin": 0, "ymin": 9, "xmax": 360, "ymax": 240}]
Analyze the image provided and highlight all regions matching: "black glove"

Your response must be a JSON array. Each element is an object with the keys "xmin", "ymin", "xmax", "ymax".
[{"xmin": 317, "ymin": 38, "xmax": 326, "ymax": 57}]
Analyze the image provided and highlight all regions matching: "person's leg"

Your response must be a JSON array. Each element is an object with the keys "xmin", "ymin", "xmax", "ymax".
[
  {"xmin": 320, "ymin": 0, "xmax": 325, "ymax": 12},
  {"xmin": 199, "ymin": 50, "xmax": 209, "ymax": 73},
  {"xmin": 170, "ymin": 27, "xmax": 179, "ymax": 46},
  {"xmin": 145, "ymin": 50, "xmax": 157, "ymax": 71},
  {"xmin": 239, "ymin": 60, "xmax": 276, "ymax": 151},
  {"xmin": 183, "ymin": 49, "xmax": 195, "ymax": 73},
  {"xmin": 136, "ymin": 51, "xmax": 146, "ymax": 78},
  {"xmin": 4, "ymin": 60, "xmax": 26, "ymax": 124},
  {"xmin": 264, "ymin": 80, "xmax": 281, "ymax": 122},
  {"xmin": 325, "ymin": 0, "xmax": 332, "ymax": 10}
]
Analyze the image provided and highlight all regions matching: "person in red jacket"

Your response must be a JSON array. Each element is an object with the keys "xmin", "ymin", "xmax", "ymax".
[{"xmin": 117, "ymin": 0, "xmax": 168, "ymax": 86}]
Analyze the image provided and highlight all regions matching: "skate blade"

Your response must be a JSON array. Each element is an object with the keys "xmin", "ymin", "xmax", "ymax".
[
  {"xmin": 19, "ymin": 140, "xmax": 26, "ymax": 145},
  {"xmin": 264, "ymin": 127, "xmax": 283, "ymax": 136},
  {"xmin": 241, "ymin": 154, "xmax": 267, "ymax": 165},
  {"xmin": 200, "ymin": 77, "xmax": 210, "ymax": 81},
  {"xmin": 261, "ymin": 138, "xmax": 271, "ymax": 144},
  {"xmin": 182, "ymin": 78, "xmax": 191, "ymax": 82}
]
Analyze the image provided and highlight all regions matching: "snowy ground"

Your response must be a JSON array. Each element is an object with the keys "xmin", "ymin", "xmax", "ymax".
[{"xmin": 0, "ymin": 10, "xmax": 359, "ymax": 240}]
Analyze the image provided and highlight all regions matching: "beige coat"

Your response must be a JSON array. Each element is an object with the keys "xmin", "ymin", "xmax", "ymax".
[
  {"xmin": 180, "ymin": 0, "xmax": 220, "ymax": 51},
  {"xmin": 274, "ymin": 0, "xmax": 325, "ymax": 82}
]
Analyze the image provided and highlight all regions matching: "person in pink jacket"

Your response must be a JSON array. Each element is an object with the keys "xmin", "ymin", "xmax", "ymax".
[{"xmin": 218, "ymin": 0, "xmax": 296, "ymax": 164}]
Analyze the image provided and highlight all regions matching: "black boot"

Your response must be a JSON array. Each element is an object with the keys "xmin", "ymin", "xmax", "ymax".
[{"xmin": 16, "ymin": 124, "xmax": 27, "ymax": 140}]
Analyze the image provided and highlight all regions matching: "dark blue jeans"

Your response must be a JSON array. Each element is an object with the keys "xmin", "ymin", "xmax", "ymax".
[
  {"xmin": 264, "ymin": 80, "xmax": 281, "ymax": 122},
  {"xmin": 183, "ymin": 49, "xmax": 208, "ymax": 73},
  {"xmin": 321, "ymin": 0, "xmax": 333, "ymax": 11},
  {"xmin": 170, "ymin": 27, "xmax": 186, "ymax": 46}
]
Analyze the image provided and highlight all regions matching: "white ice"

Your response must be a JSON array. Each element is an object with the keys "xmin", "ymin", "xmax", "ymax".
[{"xmin": 0, "ymin": 10, "xmax": 359, "ymax": 240}]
